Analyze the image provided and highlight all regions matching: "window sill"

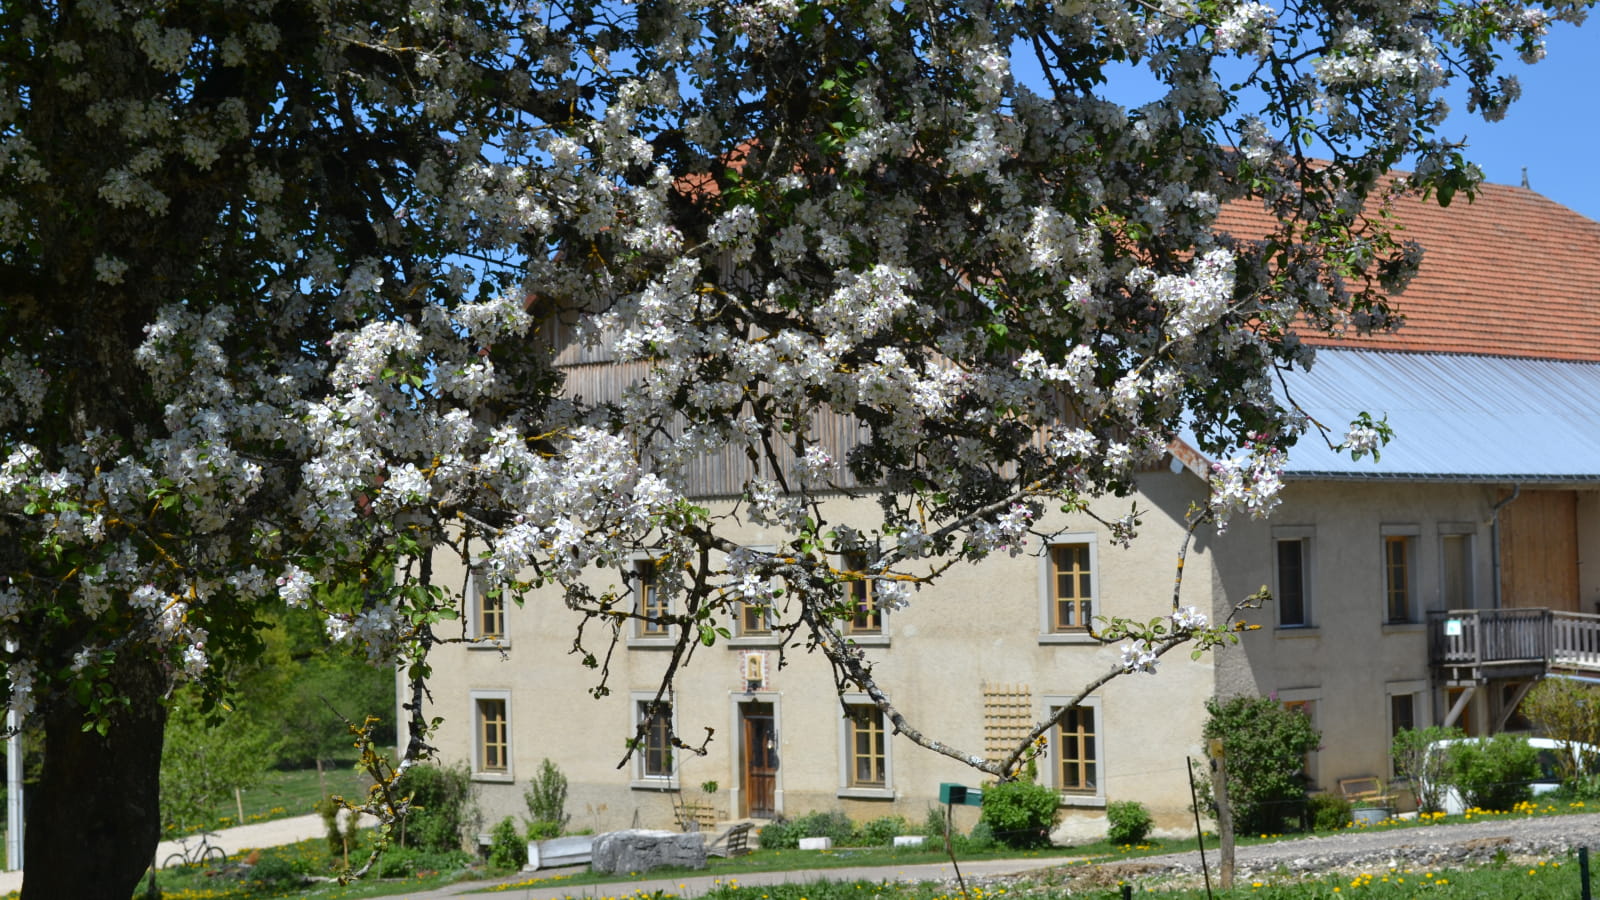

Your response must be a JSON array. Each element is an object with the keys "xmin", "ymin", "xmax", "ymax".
[
  {"xmin": 1274, "ymin": 626, "xmax": 1318, "ymax": 638},
  {"xmin": 631, "ymin": 779, "xmax": 679, "ymax": 792},
  {"xmin": 1057, "ymin": 793, "xmax": 1106, "ymax": 808},
  {"xmin": 837, "ymin": 787, "xmax": 895, "ymax": 800},
  {"xmin": 472, "ymin": 772, "xmax": 515, "ymax": 784},
  {"xmin": 627, "ymin": 637, "xmax": 677, "ymax": 649},
  {"xmin": 1039, "ymin": 632, "xmax": 1099, "ymax": 646},
  {"xmin": 729, "ymin": 636, "xmax": 784, "ymax": 648},
  {"xmin": 468, "ymin": 640, "xmax": 511, "ymax": 651},
  {"xmin": 843, "ymin": 634, "xmax": 890, "ymax": 648}
]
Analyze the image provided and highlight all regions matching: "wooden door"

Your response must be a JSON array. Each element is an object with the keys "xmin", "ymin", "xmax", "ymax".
[
  {"xmin": 1499, "ymin": 490, "xmax": 1579, "ymax": 611},
  {"xmin": 741, "ymin": 702, "xmax": 778, "ymax": 818}
]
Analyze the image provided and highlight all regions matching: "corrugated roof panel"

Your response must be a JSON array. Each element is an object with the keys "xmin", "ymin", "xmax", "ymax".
[{"xmin": 1278, "ymin": 349, "xmax": 1600, "ymax": 479}]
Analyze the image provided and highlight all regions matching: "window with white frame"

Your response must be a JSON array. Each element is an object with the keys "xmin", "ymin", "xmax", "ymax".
[
  {"xmin": 1272, "ymin": 527, "xmax": 1313, "ymax": 628},
  {"xmin": 1044, "ymin": 694, "xmax": 1104, "ymax": 805},
  {"xmin": 1382, "ymin": 527, "xmax": 1420, "ymax": 624},
  {"xmin": 837, "ymin": 695, "xmax": 893, "ymax": 798},
  {"xmin": 632, "ymin": 558, "xmax": 671, "ymax": 641},
  {"xmin": 841, "ymin": 551, "xmax": 882, "ymax": 635},
  {"xmin": 471, "ymin": 690, "xmax": 512, "ymax": 780},
  {"xmin": 470, "ymin": 568, "xmax": 506, "ymax": 642},
  {"xmin": 1040, "ymin": 535, "xmax": 1098, "ymax": 642},
  {"xmin": 631, "ymin": 693, "xmax": 676, "ymax": 787}
]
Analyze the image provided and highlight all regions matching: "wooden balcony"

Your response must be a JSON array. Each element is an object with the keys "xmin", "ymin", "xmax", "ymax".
[{"xmin": 1428, "ymin": 608, "xmax": 1600, "ymax": 683}]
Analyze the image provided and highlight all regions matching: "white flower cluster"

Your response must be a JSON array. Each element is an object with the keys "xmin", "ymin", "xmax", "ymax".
[
  {"xmin": 1120, "ymin": 640, "xmax": 1159, "ymax": 674},
  {"xmin": 1209, "ymin": 446, "xmax": 1286, "ymax": 530}
]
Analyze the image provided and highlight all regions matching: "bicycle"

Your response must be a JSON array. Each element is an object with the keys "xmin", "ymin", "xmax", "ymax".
[{"xmin": 162, "ymin": 831, "xmax": 227, "ymax": 868}]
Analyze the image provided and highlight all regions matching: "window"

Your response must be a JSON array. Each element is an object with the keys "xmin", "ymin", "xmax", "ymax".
[
  {"xmin": 1440, "ymin": 531, "xmax": 1474, "ymax": 610},
  {"xmin": 1390, "ymin": 694, "xmax": 1415, "ymax": 737},
  {"xmin": 635, "ymin": 559, "xmax": 669, "ymax": 638},
  {"xmin": 472, "ymin": 692, "xmax": 511, "ymax": 779},
  {"xmin": 740, "ymin": 600, "xmax": 772, "ymax": 636},
  {"xmin": 842, "ymin": 551, "xmax": 881, "ymax": 634},
  {"xmin": 636, "ymin": 699, "xmax": 675, "ymax": 782},
  {"xmin": 1387, "ymin": 681, "xmax": 1426, "ymax": 778},
  {"xmin": 1275, "ymin": 537, "xmax": 1310, "ymax": 627},
  {"xmin": 837, "ymin": 694, "xmax": 893, "ymax": 797},
  {"xmin": 846, "ymin": 705, "xmax": 887, "ymax": 787},
  {"xmin": 1055, "ymin": 705, "xmax": 1098, "ymax": 794},
  {"xmin": 471, "ymin": 569, "xmax": 505, "ymax": 641},
  {"xmin": 1051, "ymin": 543, "xmax": 1093, "ymax": 631},
  {"xmin": 1384, "ymin": 534, "xmax": 1416, "ymax": 623},
  {"xmin": 1044, "ymin": 695, "xmax": 1103, "ymax": 804}
]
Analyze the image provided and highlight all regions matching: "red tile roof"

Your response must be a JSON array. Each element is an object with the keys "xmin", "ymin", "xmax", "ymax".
[{"xmin": 1217, "ymin": 181, "xmax": 1600, "ymax": 361}]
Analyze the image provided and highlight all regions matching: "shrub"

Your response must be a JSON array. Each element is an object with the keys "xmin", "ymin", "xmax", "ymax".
[
  {"xmin": 920, "ymin": 806, "xmax": 950, "ymax": 839},
  {"xmin": 855, "ymin": 814, "xmax": 908, "ymax": 846},
  {"xmin": 396, "ymin": 761, "xmax": 478, "ymax": 852},
  {"xmin": 524, "ymin": 758, "xmax": 570, "ymax": 836},
  {"xmin": 758, "ymin": 817, "xmax": 800, "ymax": 850},
  {"xmin": 489, "ymin": 816, "xmax": 527, "ymax": 870},
  {"xmin": 1105, "ymin": 800, "xmax": 1152, "ymax": 845},
  {"xmin": 1203, "ymin": 695, "xmax": 1321, "ymax": 834},
  {"xmin": 1306, "ymin": 793, "xmax": 1352, "ymax": 832},
  {"xmin": 979, "ymin": 777, "xmax": 1059, "ymax": 849},
  {"xmin": 1448, "ymin": 733, "xmax": 1540, "ymax": 811},
  {"xmin": 1392, "ymin": 725, "xmax": 1465, "ymax": 813},
  {"xmin": 792, "ymin": 810, "xmax": 856, "ymax": 845},
  {"xmin": 960, "ymin": 820, "xmax": 998, "ymax": 852},
  {"xmin": 249, "ymin": 853, "xmax": 304, "ymax": 888}
]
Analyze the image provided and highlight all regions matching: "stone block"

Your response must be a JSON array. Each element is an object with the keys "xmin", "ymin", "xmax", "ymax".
[
  {"xmin": 893, "ymin": 835, "xmax": 926, "ymax": 847},
  {"xmin": 591, "ymin": 829, "xmax": 708, "ymax": 875},
  {"xmin": 798, "ymin": 836, "xmax": 833, "ymax": 850}
]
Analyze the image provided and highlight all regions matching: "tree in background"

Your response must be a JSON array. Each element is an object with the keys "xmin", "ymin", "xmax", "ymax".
[
  {"xmin": 1522, "ymin": 678, "xmax": 1600, "ymax": 781},
  {"xmin": 158, "ymin": 701, "xmax": 282, "ymax": 834},
  {"xmin": 1203, "ymin": 695, "xmax": 1322, "ymax": 834},
  {"xmin": 0, "ymin": 0, "xmax": 1586, "ymax": 896}
]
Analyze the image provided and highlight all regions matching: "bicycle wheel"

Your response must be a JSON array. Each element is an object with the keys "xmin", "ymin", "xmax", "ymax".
[
  {"xmin": 201, "ymin": 844, "xmax": 227, "ymax": 866},
  {"xmin": 161, "ymin": 852, "xmax": 190, "ymax": 869}
]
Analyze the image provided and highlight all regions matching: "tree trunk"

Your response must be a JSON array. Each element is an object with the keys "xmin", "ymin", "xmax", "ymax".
[{"xmin": 21, "ymin": 653, "xmax": 168, "ymax": 900}]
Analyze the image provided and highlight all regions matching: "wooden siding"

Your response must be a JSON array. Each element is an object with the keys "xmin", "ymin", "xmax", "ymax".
[{"xmin": 1499, "ymin": 489, "xmax": 1579, "ymax": 612}]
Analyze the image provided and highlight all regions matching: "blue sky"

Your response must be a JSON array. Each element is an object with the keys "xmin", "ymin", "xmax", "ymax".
[{"xmin": 1437, "ymin": 23, "xmax": 1600, "ymax": 221}]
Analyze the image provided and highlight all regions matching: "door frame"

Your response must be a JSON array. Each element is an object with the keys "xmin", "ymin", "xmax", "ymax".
[{"xmin": 731, "ymin": 693, "xmax": 782, "ymax": 819}]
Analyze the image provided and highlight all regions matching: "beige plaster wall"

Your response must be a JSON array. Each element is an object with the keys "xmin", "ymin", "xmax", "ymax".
[
  {"xmin": 1209, "ymin": 480, "xmax": 1507, "ymax": 792},
  {"xmin": 403, "ymin": 468, "xmax": 1222, "ymax": 842}
]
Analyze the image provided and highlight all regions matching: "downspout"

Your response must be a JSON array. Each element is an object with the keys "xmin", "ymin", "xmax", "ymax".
[{"xmin": 1487, "ymin": 484, "xmax": 1521, "ymax": 610}]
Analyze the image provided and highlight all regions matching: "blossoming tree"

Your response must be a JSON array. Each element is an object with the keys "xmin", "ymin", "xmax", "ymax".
[{"xmin": 0, "ymin": 0, "xmax": 1584, "ymax": 895}]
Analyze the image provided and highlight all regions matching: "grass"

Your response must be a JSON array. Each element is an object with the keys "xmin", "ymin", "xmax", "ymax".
[
  {"xmin": 169, "ymin": 761, "xmax": 377, "ymax": 836},
  {"xmin": 0, "ymin": 795, "xmax": 1589, "ymax": 900}
]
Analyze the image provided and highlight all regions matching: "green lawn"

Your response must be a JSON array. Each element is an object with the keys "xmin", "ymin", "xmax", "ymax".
[{"xmin": 172, "ymin": 762, "xmax": 377, "ymax": 835}]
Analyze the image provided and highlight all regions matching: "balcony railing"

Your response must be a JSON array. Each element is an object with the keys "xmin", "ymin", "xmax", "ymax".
[{"xmin": 1428, "ymin": 608, "xmax": 1600, "ymax": 676}]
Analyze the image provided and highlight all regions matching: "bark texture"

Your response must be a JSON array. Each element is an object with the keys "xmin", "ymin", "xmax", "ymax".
[{"xmin": 21, "ymin": 653, "xmax": 167, "ymax": 900}]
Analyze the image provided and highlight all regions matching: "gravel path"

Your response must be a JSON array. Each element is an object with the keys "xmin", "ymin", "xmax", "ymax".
[{"xmin": 1016, "ymin": 812, "xmax": 1600, "ymax": 890}]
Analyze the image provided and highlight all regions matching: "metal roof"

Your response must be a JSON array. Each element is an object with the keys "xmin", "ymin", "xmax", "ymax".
[{"xmin": 1276, "ymin": 349, "xmax": 1600, "ymax": 481}]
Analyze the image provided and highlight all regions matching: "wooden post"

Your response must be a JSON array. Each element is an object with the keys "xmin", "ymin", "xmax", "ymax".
[{"xmin": 1208, "ymin": 738, "xmax": 1235, "ymax": 890}]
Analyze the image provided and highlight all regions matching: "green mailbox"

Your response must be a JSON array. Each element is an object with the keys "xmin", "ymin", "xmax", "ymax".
[{"xmin": 938, "ymin": 782, "xmax": 983, "ymax": 806}]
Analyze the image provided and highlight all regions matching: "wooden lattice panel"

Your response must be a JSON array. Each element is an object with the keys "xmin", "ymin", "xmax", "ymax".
[{"xmin": 982, "ymin": 682, "xmax": 1034, "ymax": 765}]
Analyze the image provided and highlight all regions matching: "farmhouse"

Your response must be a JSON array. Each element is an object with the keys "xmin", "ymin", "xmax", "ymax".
[{"xmin": 404, "ymin": 179, "xmax": 1600, "ymax": 839}]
